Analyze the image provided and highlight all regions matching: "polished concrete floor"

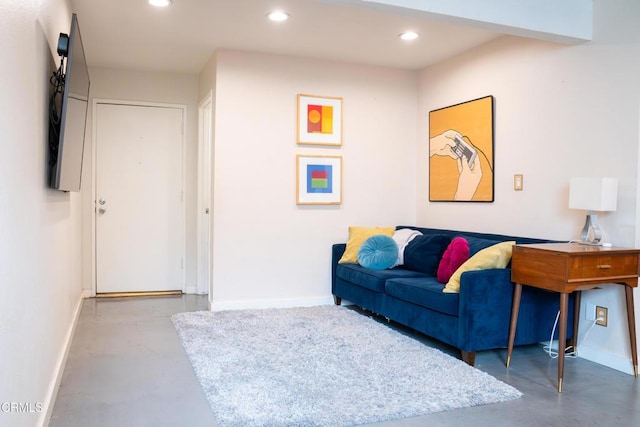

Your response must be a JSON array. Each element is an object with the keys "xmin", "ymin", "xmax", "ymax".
[{"xmin": 50, "ymin": 295, "xmax": 640, "ymax": 426}]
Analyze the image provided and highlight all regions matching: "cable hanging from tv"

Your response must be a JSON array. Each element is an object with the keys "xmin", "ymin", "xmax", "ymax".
[{"xmin": 48, "ymin": 32, "xmax": 69, "ymax": 167}]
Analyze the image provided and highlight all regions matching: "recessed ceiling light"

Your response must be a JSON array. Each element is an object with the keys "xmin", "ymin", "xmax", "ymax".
[
  {"xmin": 268, "ymin": 11, "xmax": 290, "ymax": 22},
  {"xmin": 399, "ymin": 31, "xmax": 419, "ymax": 41},
  {"xmin": 149, "ymin": 0, "xmax": 172, "ymax": 7}
]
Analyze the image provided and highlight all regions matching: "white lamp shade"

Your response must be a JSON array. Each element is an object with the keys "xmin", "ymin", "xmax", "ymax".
[{"xmin": 569, "ymin": 177, "xmax": 617, "ymax": 212}]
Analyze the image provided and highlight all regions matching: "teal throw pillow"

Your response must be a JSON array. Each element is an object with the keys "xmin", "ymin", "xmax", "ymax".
[{"xmin": 358, "ymin": 235, "xmax": 399, "ymax": 270}]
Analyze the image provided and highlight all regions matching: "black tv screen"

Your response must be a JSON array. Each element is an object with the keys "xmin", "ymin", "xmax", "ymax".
[{"xmin": 48, "ymin": 13, "xmax": 90, "ymax": 192}]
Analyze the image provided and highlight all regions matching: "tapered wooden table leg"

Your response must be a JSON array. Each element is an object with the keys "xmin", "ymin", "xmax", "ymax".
[
  {"xmin": 570, "ymin": 291, "xmax": 581, "ymax": 351},
  {"xmin": 557, "ymin": 293, "xmax": 569, "ymax": 393},
  {"xmin": 624, "ymin": 286, "xmax": 638, "ymax": 378},
  {"xmin": 506, "ymin": 283, "xmax": 523, "ymax": 368}
]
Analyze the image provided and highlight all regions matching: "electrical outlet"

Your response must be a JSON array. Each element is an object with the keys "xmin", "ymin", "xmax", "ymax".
[{"xmin": 596, "ymin": 306, "xmax": 608, "ymax": 326}]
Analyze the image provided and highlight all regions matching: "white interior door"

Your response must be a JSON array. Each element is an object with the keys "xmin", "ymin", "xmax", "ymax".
[
  {"xmin": 197, "ymin": 93, "xmax": 212, "ymax": 295},
  {"xmin": 95, "ymin": 102, "xmax": 184, "ymax": 293}
]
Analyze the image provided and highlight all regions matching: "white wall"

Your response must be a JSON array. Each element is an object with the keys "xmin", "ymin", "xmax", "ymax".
[
  {"xmin": 417, "ymin": 0, "xmax": 640, "ymax": 374},
  {"xmin": 82, "ymin": 67, "xmax": 199, "ymax": 293},
  {"xmin": 0, "ymin": 1, "xmax": 83, "ymax": 426},
  {"xmin": 204, "ymin": 50, "xmax": 417, "ymax": 309}
]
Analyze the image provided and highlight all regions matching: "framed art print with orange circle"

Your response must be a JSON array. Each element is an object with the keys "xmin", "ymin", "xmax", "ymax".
[{"xmin": 297, "ymin": 94, "xmax": 343, "ymax": 146}]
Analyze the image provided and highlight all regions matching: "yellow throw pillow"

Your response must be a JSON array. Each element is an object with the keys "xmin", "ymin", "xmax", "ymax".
[
  {"xmin": 443, "ymin": 241, "xmax": 516, "ymax": 293},
  {"xmin": 338, "ymin": 226, "xmax": 396, "ymax": 264}
]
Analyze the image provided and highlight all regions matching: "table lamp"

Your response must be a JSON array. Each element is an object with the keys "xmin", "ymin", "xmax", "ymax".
[{"xmin": 569, "ymin": 177, "xmax": 617, "ymax": 245}]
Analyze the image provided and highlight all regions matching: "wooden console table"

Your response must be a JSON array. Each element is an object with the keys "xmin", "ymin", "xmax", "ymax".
[{"xmin": 506, "ymin": 243, "xmax": 639, "ymax": 392}]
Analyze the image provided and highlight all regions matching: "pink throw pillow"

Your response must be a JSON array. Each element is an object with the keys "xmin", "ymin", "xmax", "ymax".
[{"xmin": 437, "ymin": 237, "xmax": 470, "ymax": 284}]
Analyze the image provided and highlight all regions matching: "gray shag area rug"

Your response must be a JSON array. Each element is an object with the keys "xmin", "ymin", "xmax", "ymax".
[{"xmin": 172, "ymin": 305, "xmax": 521, "ymax": 427}]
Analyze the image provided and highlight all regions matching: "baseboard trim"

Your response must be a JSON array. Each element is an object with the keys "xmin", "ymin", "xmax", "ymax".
[
  {"xmin": 210, "ymin": 296, "xmax": 335, "ymax": 311},
  {"xmin": 39, "ymin": 292, "xmax": 84, "ymax": 427},
  {"xmin": 95, "ymin": 290, "xmax": 182, "ymax": 298},
  {"xmin": 577, "ymin": 345, "xmax": 635, "ymax": 376}
]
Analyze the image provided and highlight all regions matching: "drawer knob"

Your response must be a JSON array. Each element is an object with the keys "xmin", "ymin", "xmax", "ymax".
[{"xmin": 597, "ymin": 264, "xmax": 612, "ymax": 269}]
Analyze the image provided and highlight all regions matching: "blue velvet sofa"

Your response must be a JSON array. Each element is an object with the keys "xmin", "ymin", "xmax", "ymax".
[{"xmin": 331, "ymin": 226, "xmax": 573, "ymax": 366}]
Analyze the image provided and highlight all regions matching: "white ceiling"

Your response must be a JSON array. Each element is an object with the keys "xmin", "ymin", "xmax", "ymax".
[{"xmin": 69, "ymin": 0, "xmax": 505, "ymax": 74}]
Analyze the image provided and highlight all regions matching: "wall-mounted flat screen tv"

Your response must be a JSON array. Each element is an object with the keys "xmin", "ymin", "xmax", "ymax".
[{"xmin": 48, "ymin": 13, "xmax": 90, "ymax": 192}]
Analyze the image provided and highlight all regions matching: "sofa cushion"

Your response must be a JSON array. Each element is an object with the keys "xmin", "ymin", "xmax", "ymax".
[
  {"xmin": 444, "ymin": 241, "xmax": 516, "ymax": 293},
  {"xmin": 437, "ymin": 237, "xmax": 470, "ymax": 284},
  {"xmin": 338, "ymin": 226, "xmax": 396, "ymax": 264},
  {"xmin": 462, "ymin": 235, "xmax": 502, "ymax": 256},
  {"xmin": 403, "ymin": 234, "xmax": 451, "ymax": 275},
  {"xmin": 358, "ymin": 235, "xmax": 398, "ymax": 270},
  {"xmin": 385, "ymin": 277, "xmax": 459, "ymax": 316},
  {"xmin": 336, "ymin": 264, "xmax": 427, "ymax": 293}
]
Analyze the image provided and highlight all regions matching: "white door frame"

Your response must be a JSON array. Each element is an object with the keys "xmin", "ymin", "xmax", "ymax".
[
  {"xmin": 197, "ymin": 92, "xmax": 213, "ymax": 295},
  {"xmin": 90, "ymin": 98, "xmax": 187, "ymax": 296}
]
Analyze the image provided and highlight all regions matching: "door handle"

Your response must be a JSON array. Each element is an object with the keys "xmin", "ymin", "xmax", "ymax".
[
  {"xmin": 98, "ymin": 207, "xmax": 106, "ymax": 214},
  {"xmin": 98, "ymin": 198, "xmax": 106, "ymax": 205}
]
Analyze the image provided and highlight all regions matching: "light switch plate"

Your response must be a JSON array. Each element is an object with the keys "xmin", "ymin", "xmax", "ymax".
[{"xmin": 514, "ymin": 174, "xmax": 523, "ymax": 191}]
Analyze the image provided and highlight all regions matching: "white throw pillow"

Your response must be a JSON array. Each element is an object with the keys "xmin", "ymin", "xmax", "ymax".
[{"xmin": 391, "ymin": 228, "xmax": 423, "ymax": 266}]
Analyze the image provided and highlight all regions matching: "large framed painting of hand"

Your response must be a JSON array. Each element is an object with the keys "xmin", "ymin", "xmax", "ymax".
[{"xmin": 429, "ymin": 96, "xmax": 494, "ymax": 202}]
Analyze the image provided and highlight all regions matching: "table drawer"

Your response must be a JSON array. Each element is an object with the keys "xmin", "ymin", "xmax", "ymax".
[{"xmin": 568, "ymin": 254, "xmax": 639, "ymax": 281}]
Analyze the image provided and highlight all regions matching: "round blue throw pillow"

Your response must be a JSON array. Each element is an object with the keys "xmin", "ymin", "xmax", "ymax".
[{"xmin": 358, "ymin": 235, "xmax": 399, "ymax": 270}]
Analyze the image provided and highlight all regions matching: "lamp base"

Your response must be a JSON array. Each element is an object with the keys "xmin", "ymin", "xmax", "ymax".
[{"xmin": 579, "ymin": 211, "xmax": 602, "ymax": 245}]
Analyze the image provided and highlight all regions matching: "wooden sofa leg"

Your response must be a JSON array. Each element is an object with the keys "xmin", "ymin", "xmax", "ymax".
[
  {"xmin": 333, "ymin": 296, "xmax": 342, "ymax": 306},
  {"xmin": 461, "ymin": 351, "xmax": 476, "ymax": 366}
]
